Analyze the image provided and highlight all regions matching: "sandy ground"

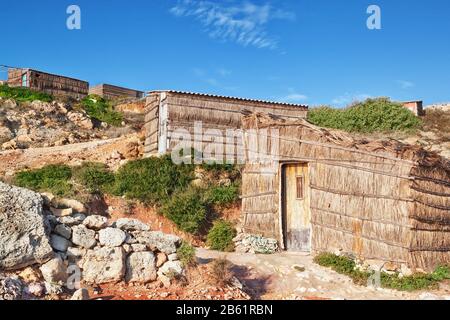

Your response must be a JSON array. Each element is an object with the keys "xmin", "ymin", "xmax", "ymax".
[{"xmin": 196, "ymin": 248, "xmax": 450, "ymax": 300}]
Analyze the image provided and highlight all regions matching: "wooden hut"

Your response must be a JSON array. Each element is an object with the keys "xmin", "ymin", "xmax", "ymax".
[
  {"xmin": 89, "ymin": 84, "xmax": 144, "ymax": 100},
  {"xmin": 241, "ymin": 113, "xmax": 450, "ymax": 271},
  {"xmin": 143, "ymin": 91, "xmax": 308, "ymax": 157},
  {"xmin": 7, "ymin": 68, "xmax": 88, "ymax": 99}
]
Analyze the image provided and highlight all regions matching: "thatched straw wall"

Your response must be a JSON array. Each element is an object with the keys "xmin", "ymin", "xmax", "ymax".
[
  {"xmin": 143, "ymin": 91, "xmax": 308, "ymax": 157},
  {"xmin": 241, "ymin": 113, "xmax": 449, "ymax": 271}
]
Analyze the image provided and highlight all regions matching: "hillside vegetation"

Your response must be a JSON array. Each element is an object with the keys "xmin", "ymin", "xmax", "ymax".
[
  {"xmin": 13, "ymin": 156, "xmax": 241, "ymax": 247},
  {"xmin": 0, "ymin": 84, "xmax": 53, "ymax": 102},
  {"xmin": 307, "ymin": 98, "xmax": 422, "ymax": 133}
]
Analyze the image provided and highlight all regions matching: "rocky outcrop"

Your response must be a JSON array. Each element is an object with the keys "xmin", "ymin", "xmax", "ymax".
[{"xmin": 0, "ymin": 182, "xmax": 53, "ymax": 270}]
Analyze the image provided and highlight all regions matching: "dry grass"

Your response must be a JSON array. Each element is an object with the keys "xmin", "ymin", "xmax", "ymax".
[
  {"xmin": 422, "ymin": 109, "xmax": 450, "ymax": 141},
  {"xmin": 210, "ymin": 257, "xmax": 233, "ymax": 286}
]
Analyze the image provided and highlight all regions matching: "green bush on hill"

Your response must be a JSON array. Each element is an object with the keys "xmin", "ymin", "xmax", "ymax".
[
  {"xmin": 14, "ymin": 164, "xmax": 73, "ymax": 196},
  {"xmin": 177, "ymin": 242, "xmax": 197, "ymax": 267},
  {"xmin": 0, "ymin": 84, "xmax": 53, "ymax": 102},
  {"xmin": 205, "ymin": 184, "xmax": 240, "ymax": 207},
  {"xmin": 112, "ymin": 155, "xmax": 194, "ymax": 205},
  {"xmin": 206, "ymin": 220, "xmax": 236, "ymax": 252},
  {"xmin": 72, "ymin": 162, "xmax": 115, "ymax": 194},
  {"xmin": 81, "ymin": 95, "xmax": 123, "ymax": 126},
  {"xmin": 307, "ymin": 98, "xmax": 422, "ymax": 133},
  {"xmin": 161, "ymin": 187, "xmax": 208, "ymax": 235}
]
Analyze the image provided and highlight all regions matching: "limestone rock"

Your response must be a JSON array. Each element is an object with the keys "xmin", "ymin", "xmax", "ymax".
[
  {"xmin": 168, "ymin": 253, "xmax": 178, "ymax": 261},
  {"xmin": 39, "ymin": 256, "xmax": 67, "ymax": 284},
  {"xmin": 50, "ymin": 234, "xmax": 71, "ymax": 252},
  {"xmin": 81, "ymin": 247, "xmax": 126, "ymax": 284},
  {"xmin": 72, "ymin": 225, "xmax": 97, "ymax": 249},
  {"xmin": 134, "ymin": 231, "xmax": 180, "ymax": 254},
  {"xmin": 0, "ymin": 182, "xmax": 53, "ymax": 270},
  {"xmin": 52, "ymin": 198, "xmax": 86, "ymax": 213},
  {"xmin": 125, "ymin": 252, "xmax": 157, "ymax": 283},
  {"xmin": 54, "ymin": 224, "xmax": 72, "ymax": 240},
  {"xmin": 83, "ymin": 215, "xmax": 108, "ymax": 230},
  {"xmin": 99, "ymin": 228, "xmax": 126, "ymax": 247},
  {"xmin": 114, "ymin": 218, "xmax": 150, "ymax": 232},
  {"xmin": 158, "ymin": 261, "xmax": 183, "ymax": 276},
  {"xmin": 156, "ymin": 252, "xmax": 168, "ymax": 268}
]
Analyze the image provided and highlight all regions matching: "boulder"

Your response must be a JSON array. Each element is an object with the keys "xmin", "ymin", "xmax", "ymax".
[
  {"xmin": 114, "ymin": 218, "xmax": 150, "ymax": 232},
  {"xmin": 83, "ymin": 215, "xmax": 108, "ymax": 230},
  {"xmin": 158, "ymin": 261, "xmax": 183, "ymax": 276},
  {"xmin": 99, "ymin": 228, "xmax": 127, "ymax": 247},
  {"xmin": 25, "ymin": 283, "xmax": 44, "ymax": 297},
  {"xmin": 54, "ymin": 224, "xmax": 72, "ymax": 240},
  {"xmin": 70, "ymin": 288, "xmax": 90, "ymax": 300},
  {"xmin": 52, "ymin": 198, "xmax": 86, "ymax": 213},
  {"xmin": 134, "ymin": 231, "xmax": 180, "ymax": 254},
  {"xmin": 50, "ymin": 234, "xmax": 71, "ymax": 252},
  {"xmin": 81, "ymin": 247, "xmax": 126, "ymax": 284},
  {"xmin": 125, "ymin": 252, "xmax": 157, "ymax": 283},
  {"xmin": 39, "ymin": 256, "xmax": 67, "ymax": 284},
  {"xmin": 0, "ymin": 182, "xmax": 53, "ymax": 270},
  {"xmin": 57, "ymin": 214, "xmax": 85, "ymax": 226},
  {"xmin": 72, "ymin": 225, "xmax": 97, "ymax": 249}
]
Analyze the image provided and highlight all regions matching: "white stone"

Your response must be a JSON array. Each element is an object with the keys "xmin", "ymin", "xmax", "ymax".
[
  {"xmin": 81, "ymin": 247, "xmax": 126, "ymax": 284},
  {"xmin": 125, "ymin": 252, "xmax": 157, "ymax": 283},
  {"xmin": 72, "ymin": 225, "xmax": 97, "ymax": 249},
  {"xmin": 99, "ymin": 228, "xmax": 126, "ymax": 247},
  {"xmin": 83, "ymin": 215, "xmax": 108, "ymax": 230}
]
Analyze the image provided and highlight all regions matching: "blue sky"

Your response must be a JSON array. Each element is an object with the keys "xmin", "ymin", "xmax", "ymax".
[{"xmin": 1, "ymin": 0, "xmax": 449, "ymax": 107}]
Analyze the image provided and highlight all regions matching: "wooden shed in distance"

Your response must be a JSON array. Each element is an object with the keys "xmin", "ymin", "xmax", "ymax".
[
  {"xmin": 241, "ymin": 113, "xmax": 449, "ymax": 271},
  {"xmin": 89, "ymin": 84, "xmax": 144, "ymax": 100},
  {"xmin": 7, "ymin": 68, "xmax": 88, "ymax": 99},
  {"xmin": 143, "ymin": 90, "xmax": 308, "ymax": 157}
]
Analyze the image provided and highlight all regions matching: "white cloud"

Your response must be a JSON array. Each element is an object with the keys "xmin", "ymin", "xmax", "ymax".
[
  {"xmin": 170, "ymin": 0, "xmax": 295, "ymax": 49},
  {"xmin": 332, "ymin": 93, "xmax": 372, "ymax": 106},
  {"xmin": 397, "ymin": 80, "xmax": 414, "ymax": 89},
  {"xmin": 281, "ymin": 93, "xmax": 308, "ymax": 103}
]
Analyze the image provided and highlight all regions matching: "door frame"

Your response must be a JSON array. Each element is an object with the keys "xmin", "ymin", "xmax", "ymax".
[{"xmin": 278, "ymin": 161, "xmax": 311, "ymax": 252}]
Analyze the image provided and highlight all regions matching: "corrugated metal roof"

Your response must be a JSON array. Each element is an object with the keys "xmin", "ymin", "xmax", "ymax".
[{"xmin": 149, "ymin": 90, "xmax": 308, "ymax": 109}]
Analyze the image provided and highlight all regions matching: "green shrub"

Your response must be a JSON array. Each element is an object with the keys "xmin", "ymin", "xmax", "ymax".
[
  {"xmin": 314, "ymin": 252, "xmax": 450, "ymax": 291},
  {"xmin": 73, "ymin": 162, "xmax": 115, "ymax": 194},
  {"xmin": 81, "ymin": 95, "xmax": 123, "ymax": 126},
  {"xmin": 205, "ymin": 184, "xmax": 240, "ymax": 207},
  {"xmin": 113, "ymin": 155, "xmax": 194, "ymax": 205},
  {"xmin": 0, "ymin": 84, "xmax": 53, "ymax": 102},
  {"xmin": 177, "ymin": 242, "xmax": 197, "ymax": 267},
  {"xmin": 308, "ymin": 98, "xmax": 422, "ymax": 133},
  {"xmin": 206, "ymin": 220, "xmax": 236, "ymax": 252},
  {"xmin": 161, "ymin": 188, "xmax": 208, "ymax": 234},
  {"xmin": 14, "ymin": 164, "xmax": 73, "ymax": 196}
]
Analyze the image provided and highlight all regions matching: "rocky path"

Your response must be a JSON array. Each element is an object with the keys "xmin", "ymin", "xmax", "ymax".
[{"xmin": 196, "ymin": 248, "xmax": 450, "ymax": 300}]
